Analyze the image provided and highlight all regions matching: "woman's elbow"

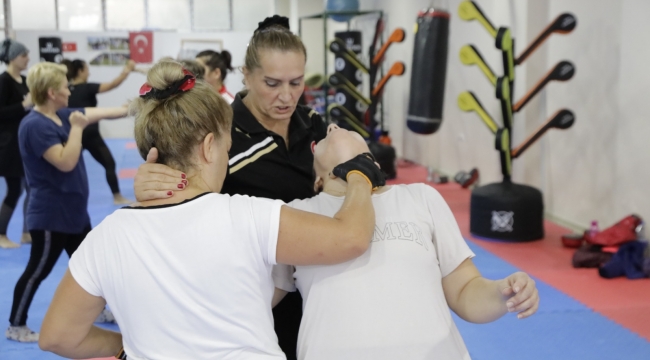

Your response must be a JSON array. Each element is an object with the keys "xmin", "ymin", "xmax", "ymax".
[
  {"xmin": 39, "ymin": 332, "xmax": 79, "ymax": 356},
  {"xmin": 56, "ymin": 161, "xmax": 77, "ymax": 173},
  {"xmin": 38, "ymin": 330, "xmax": 62, "ymax": 353},
  {"xmin": 38, "ymin": 320, "xmax": 76, "ymax": 354},
  {"xmin": 344, "ymin": 231, "xmax": 372, "ymax": 259},
  {"xmin": 348, "ymin": 242, "xmax": 369, "ymax": 259}
]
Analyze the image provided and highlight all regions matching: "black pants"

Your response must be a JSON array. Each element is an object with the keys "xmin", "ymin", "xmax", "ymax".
[
  {"xmin": 9, "ymin": 225, "xmax": 91, "ymax": 326},
  {"xmin": 0, "ymin": 176, "xmax": 29, "ymax": 235},
  {"xmin": 273, "ymin": 291, "xmax": 303, "ymax": 360},
  {"xmin": 82, "ymin": 125, "xmax": 120, "ymax": 195}
]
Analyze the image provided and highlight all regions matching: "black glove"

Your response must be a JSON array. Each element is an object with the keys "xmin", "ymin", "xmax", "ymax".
[{"xmin": 332, "ymin": 152, "xmax": 386, "ymax": 190}]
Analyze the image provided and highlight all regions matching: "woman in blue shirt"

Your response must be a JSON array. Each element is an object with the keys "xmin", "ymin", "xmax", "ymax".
[{"xmin": 6, "ymin": 62, "xmax": 127, "ymax": 343}]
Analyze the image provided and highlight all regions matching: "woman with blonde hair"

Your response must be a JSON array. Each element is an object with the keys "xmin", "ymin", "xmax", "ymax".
[
  {"xmin": 179, "ymin": 59, "xmax": 206, "ymax": 80},
  {"xmin": 37, "ymin": 60, "xmax": 383, "ymax": 359},
  {"xmin": 134, "ymin": 18, "xmax": 328, "ymax": 357},
  {"xmin": 6, "ymin": 62, "xmax": 127, "ymax": 342}
]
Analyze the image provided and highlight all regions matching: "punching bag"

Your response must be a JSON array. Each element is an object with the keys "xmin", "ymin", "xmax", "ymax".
[{"xmin": 407, "ymin": 8, "xmax": 450, "ymax": 135}]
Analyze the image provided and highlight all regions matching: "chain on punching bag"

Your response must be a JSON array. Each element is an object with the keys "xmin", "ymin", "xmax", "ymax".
[{"xmin": 407, "ymin": 8, "xmax": 450, "ymax": 135}]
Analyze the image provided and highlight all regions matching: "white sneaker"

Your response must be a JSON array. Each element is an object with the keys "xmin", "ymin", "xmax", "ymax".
[
  {"xmin": 95, "ymin": 308, "xmax": 116, "ymax": 323},
  {"xmin": 5, "ymin": 325, "xmax": 39, "ymax": 342}
]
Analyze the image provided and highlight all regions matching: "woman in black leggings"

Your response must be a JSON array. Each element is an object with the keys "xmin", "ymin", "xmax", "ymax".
[
  {"xmin": 0, "ymin": 39, "xmax": 32, "ymax": 249},
  {"xmin": 62, "ymin": 58, "xmax": 136, "ymax": 205}
]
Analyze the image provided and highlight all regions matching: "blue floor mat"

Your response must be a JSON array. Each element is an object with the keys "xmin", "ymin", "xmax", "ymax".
[
  {"xmin": 455, "ymin": 242, "xmax": 650, "ymax": 360},
  {"xmin": 1, "ymin": 139, "xmax": 649, "ymax": 359}
]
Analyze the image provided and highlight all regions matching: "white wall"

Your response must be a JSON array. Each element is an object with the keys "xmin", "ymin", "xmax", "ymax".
[
  {"xmin": 5, "ymin": 0, "xmax": 278, "ymax": 137},
  {"xmin": 544, "ymin": 0, "xmax": 648, "ymax": 229},
  {"xmin": 357, "ymin": 0, "xmax": 650, "ymax": 230},
  {"xmin": 297, "ymin": 0, "xmax": 331, "ymax": 76},
  {"xmin": 14, "ymin": 30, "xmax": 253, "ymax": 138},
  {"xmin": 9, "ymin": 0, "xmax": 649, "ymax": 229}
]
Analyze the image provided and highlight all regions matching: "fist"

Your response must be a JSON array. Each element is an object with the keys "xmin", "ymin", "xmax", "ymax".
[
  {"xmin": 125, "ymin": 60, "xmax": 136, "ymax": 71},
  {"xmin": 498, "ymin": 272, "xmax": 539, "ymax": 319},
  {"xmin": 69, "ymin": 111, "xmax": 89, "ymax": 129},
  {"xmin": 22, "ymin": 93, "xmax": 33, "ymax": 108},
  {"xmin": 331, "ymin": 153, "xmax": 385, "ymax": 190}
]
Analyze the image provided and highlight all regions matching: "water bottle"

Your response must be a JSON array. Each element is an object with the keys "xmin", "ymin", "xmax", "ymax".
[{"xmin": 589, "ymin": 220, "xmax": 599, "ymax": 239}]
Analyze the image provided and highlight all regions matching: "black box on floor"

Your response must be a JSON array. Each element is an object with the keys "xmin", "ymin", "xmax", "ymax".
[{"xmin": 470, "ymin": 181, "xmax": 544, "ymax": 241}]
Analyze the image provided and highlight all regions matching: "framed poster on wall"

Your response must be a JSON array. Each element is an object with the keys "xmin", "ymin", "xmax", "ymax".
[
  {"xmin": 39, "ymin": 37, "xmax": 63, "ymax": 63},
  {"xmin": 87, "ymin": 36, "xmax": 130, "ymax": 66},
  {"xmin": 177, "ymin": 39, "xmax": 223, "ymax": 60}
]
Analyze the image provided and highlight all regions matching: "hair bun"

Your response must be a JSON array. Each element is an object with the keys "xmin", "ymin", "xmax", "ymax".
[
  {"xmin": 221, "ymin": 50, "xmax": 233, "ymax": 71},
  {"xmin": 256, "ymin": 15, "xmax": 290, "ymax": 33},
  {"xmin": 0, "ymin": 39, "xmax": 11, "ymax": 63}
]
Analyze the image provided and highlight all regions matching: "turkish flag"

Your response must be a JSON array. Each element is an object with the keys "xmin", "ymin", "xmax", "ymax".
[
  {"xmin": 62, "ymin": 42, "xmax": 77, "ymax": 52},
  {"xmin": 129, "ymin": 32, "xmax": 153, "ymax": 63}
]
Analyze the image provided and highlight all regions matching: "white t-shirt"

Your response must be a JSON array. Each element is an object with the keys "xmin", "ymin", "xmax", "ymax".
[
  {"xmin": 273, "ymin": 184, "xmax": 475, "ymax": 360},
  {"xmin": 69, "ymin": 193, "xmax": 286, "ymax": 360}
]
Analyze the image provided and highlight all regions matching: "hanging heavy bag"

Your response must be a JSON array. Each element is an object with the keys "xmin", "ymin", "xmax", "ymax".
[{"xmin": 407, "ymin": 8, "xmax": 450, "ymax": 135}]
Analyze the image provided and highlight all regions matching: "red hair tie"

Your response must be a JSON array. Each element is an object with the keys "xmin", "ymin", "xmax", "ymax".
[{"xmin": 139, "ymin": 68, "xmax": 196, "ymax": 100}]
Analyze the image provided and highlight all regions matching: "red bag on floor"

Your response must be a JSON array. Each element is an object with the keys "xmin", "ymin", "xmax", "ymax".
[{"xmin": 585, "ymin": 215, "xmax": 643, "ymax": 247}]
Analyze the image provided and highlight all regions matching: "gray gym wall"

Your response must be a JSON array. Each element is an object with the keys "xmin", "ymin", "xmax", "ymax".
[
  {"xmin": 1, "ymin": 0, "xmax": 648, "ymax": 235},
  {"xmin": 361, "ymin": 0, "xmax": 649, "ymax": 235}
]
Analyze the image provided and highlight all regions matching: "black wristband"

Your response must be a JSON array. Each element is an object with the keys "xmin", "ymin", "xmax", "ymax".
[{"xmin": 332, "ymin": 153, "xmax": 386, "ymax": 189}]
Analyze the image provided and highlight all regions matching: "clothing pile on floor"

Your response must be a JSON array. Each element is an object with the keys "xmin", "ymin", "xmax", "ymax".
[{"xmin": 569, "ymin": 215, "xmax": 650, "ymax": 279}]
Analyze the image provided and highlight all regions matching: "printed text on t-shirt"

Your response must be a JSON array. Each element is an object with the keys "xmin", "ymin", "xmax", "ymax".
[{"xmin": 373, "ymin": 222, "xmax": 429, "ymax": 250}]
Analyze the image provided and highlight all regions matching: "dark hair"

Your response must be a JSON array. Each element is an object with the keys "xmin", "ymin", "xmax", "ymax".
[
  {"xmin": 245, "ymin": 15, "xmax": 306, "ymax": 71},
  {"xmin": 196, "ymin": 50, "xmax": 233, "ymax": 82},
  {"xmin": 61, "ymin": 59, "xmax": 86, "ymax": 80},
  {"xmin": 0, "ymin": 40, "xmax": 11, "ymax": 64}
]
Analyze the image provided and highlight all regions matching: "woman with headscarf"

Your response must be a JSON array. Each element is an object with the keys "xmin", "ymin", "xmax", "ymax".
[{"xmin": 0, "ymin": 39, "xmax": 32, "ymax": 248}]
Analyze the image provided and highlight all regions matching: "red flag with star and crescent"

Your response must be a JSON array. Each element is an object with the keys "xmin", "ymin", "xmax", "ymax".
[{"xmin": 129, "ymin": 32, "xmax": 153, "ymax": 63}]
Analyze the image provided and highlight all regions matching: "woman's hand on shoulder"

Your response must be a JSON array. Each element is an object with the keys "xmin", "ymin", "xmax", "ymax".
[{"xmin": 134, "ymin": 148, "xmax": 188, "ymax": 201}]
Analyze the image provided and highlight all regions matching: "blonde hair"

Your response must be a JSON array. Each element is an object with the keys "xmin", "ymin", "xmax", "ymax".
[
  {"xmin": 245, "ymin": 25, "xmax": 307, "ymax": 71},
  {"xmin": 179, "ymin": 59, "xmax": 206, "ymax": 80},
  {"xmin": 130, "ymin": 60, "xmax": 233, "ymax": 172},
  {"xmin": 26, "ymin": 62, "xmax": 68, "ymax": 106}
]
